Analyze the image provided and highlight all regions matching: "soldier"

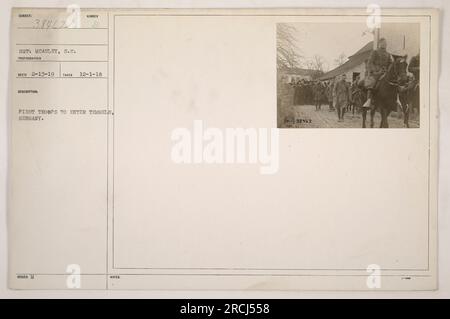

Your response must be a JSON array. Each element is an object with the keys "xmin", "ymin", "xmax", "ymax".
[
  {"xmin": 407, "ymin": 53, "xmax": 420, "ymax": 115},
  {"xmin": 293, "ymin": 79, "xmax": 300, "ymax": 105},
  {"xmin": 350, "ymin": 75, "xmax": 361, "ymax": 115},
  {"xmin": 351, "ymin": 75, "xmax": 361, "ymax": 96},
  {"xmin": 363, "ymin": 38, "xmax": 393, "ymax": 108},
  {"xmin": 408, "ymin": 53, "xmax": 420, "ymax": 82},
  {"xmin": 326, "ymin": 81, "xmax": 335, "ymax": 111},
  {"xmin": 295, "ymin": 79, "xmax": 304, "ymax": 105},
  {"xmin": 314, "ymin": 81, "xmax": 324, "ymax": 111},
  {"xmin": 332, "ymin": 77, "xmax": 338, "ymax": 111},
  {"xmin": 333, "ymin": 74, "xmax": 352, "ymax": 122}
]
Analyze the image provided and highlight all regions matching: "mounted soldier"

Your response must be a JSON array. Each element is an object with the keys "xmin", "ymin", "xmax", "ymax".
[{"xmin": 363, "ymin": 38, "xmax": 393, "ymax": 108}]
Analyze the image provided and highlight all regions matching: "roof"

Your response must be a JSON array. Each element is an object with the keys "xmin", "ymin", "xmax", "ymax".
[
  {"xmin": 279, "ymin": 67, "xmax": 318, "ymax": 76},
  {"xmin": 319, "ymin": 41, "xmax": 373, "ymax": 81},
  {"xmin": 349, "ymin": 41, "xmax": 374, "ymax": 58}
]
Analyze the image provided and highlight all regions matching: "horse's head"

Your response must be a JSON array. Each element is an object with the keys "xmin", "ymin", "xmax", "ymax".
[{"xmin": 388, "ymin": 55, "xmax": 408, "ymax": 83}]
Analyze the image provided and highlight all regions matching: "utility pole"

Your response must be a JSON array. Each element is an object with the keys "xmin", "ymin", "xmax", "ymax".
[{"xmin": 373, "ymin": 27, "xmax": 380, "ymax": 49}]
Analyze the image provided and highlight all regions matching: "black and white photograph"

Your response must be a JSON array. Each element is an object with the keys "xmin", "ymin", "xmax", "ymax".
[{"xmin": 277, "ymin": 22, "xmax": 420, "ymax": 128}]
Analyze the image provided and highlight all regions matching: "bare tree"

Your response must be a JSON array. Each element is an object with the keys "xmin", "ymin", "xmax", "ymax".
[
  {"xmin": 306, "ymin": 54, "xmax": 326, "ymax": 73},
  {"xmin": 334, "ymin": 53, "xmax": 347, "ymax": 67},
  {"xmin": 277, "ymin": 24, "xmax": 302, "ymax": 69}
]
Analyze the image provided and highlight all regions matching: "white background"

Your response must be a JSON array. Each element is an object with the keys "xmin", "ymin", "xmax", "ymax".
[{"xmin": 1, "ymin": 0, "xmax": 449, "ymax": 298}]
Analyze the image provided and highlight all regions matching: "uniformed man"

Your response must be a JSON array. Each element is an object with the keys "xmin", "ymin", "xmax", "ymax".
[
  {"xmin": 326, "ymin": 81, "xmax": 334, "ymax": 111},
  {"xmin": 314, "ymin": 81, "xmax": 324, "ymax": 111},
  {"xmin": 333, "ymin": 74, "xmax": 352, "ymax": 121},
  {"xmin": 408, "ymin": 53, "xmax": 420, "ymax": 82},
  {"xmin": 351, "ymin": 75, "xmax": 361, "ymax": 96},
  {"xmin": 350, "ymin": 75, "xmax": 362, "ymax": 113},
  {"xmin": 407, "ymin": 53, "xmax": 420, "ymax": 115},
  {"xmin": 295, "ymin": 79, "xmax": 304, "ymax": 105},
  {"xmin": 363, "ymin": 38, "xmax": 393, "ymax": 108},
  {"xmin": 332, "ymin": 76, "xmax": 338, "ymax": 111}
]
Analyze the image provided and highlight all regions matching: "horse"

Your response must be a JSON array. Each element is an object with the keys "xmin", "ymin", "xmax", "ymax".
[
  {"xmin": 374, "ymin": 56, "xmax": 409, "ymax": 128},
  {"xmin": 360, "ymin": 56, "xmax": 408, "ymax": 128}
]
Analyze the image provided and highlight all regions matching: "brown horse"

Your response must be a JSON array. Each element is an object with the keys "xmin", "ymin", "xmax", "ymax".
[
  {"xmin": 373, "ymin": 57, "xmax": 408, "ymax": 128},
  {"xmin": 360, "ymin": 57, "xmax": 408, "ymax": 128}
]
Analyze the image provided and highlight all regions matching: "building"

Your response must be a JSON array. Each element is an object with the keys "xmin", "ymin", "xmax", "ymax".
[
  {"xmin": 278, "ymin": 67, "xmax": 321, "ymax": 83},
  {"xmin": 318, "ymin": 41, "xmax": 373, "ymax": 82}
]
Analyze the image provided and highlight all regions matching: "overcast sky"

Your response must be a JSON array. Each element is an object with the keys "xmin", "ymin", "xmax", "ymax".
[{"xmin": 292, "ymin": 23, "xmax": 374, "ymax": 72}]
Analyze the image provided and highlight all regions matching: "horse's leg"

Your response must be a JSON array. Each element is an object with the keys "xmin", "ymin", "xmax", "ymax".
[
  {"xmin": 370, "ymin": 107, "xmax": 375, "ymax": 128},
  {"xmin": 381, "ymin": 108, "xmax": 390, "ymax": 128},
  {"xmin": 405, "ymin": 107, "xmax": 410, "ymax": 128},
  {"xmin": 416, "ymin": 90, "xmax": 420, "ymax": 118},
  {"xmin": 386, "ymin": 108, "xmax": 392, "ymax": 128},
  {"xmin": 403, "ymin": 99, "xmax": 411, "ymax": 128},
  {"xmin": 400, "ymin": 93, "xmax": 410, "ymax": 128},
  {"xmin": 417, "ymin": 99, "xmax": 420, "ymax": 116},
  {"xmin": 362, "ymin": 109, "xmax": 367, "ymax": 128},
  {"xmin": 403, "ymin": 102, "xmax": 410, "ymax": 128},
  {"xmin": 379, "ymin": 108, "xmax": 384, "ymax": 128}
]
